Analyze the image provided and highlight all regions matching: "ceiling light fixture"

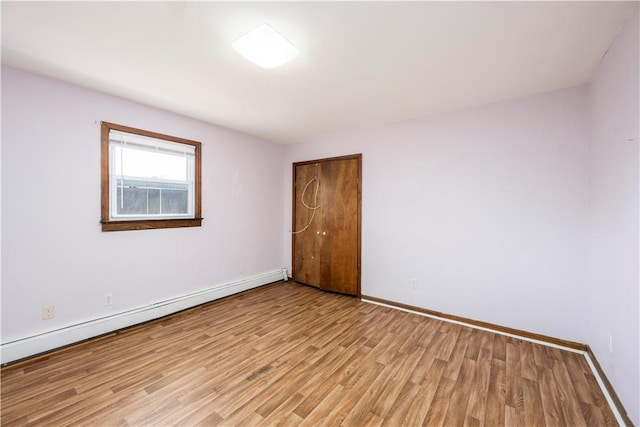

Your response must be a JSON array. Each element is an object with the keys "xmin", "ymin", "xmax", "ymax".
[{"xmin": 232, "ymin": 23, "xmax": 299, "ymax": 69}]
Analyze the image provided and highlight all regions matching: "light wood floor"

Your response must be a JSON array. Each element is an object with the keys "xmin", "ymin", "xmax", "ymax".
[{"xmin": 1, "ymin": 281, "xmax": 617, "ymax": 426}]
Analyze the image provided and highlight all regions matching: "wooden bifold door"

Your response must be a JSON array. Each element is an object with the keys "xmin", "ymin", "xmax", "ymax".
[{"xmin": 292, "ymin": 154, "xmax": 361, "ymax": 296}]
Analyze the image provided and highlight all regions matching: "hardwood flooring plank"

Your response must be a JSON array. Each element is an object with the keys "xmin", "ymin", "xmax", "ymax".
[
  {"xmin": 533, "ymin": 341, "xmax": 553, "ymax": 368},
  {"xmin": 276, "ymin": 412, "xmax": 304, "ymax": 426},
  {"xmin": 443, "ymin": 326, "xmax": 472, "ymax": 380},
  {"xmin": 505, "ymin": 339, "xmax": 526, "ymax": 425},
  {"xmin": 505, "ymin": 404, "xmax": 524, "ymax": 427},
  {"xmin": 368, "ymin": 349, "xmax": 424, "ymax": 419},
  {"xmin": 464, "ymin": 328, "xmax": 484, "ymax": 361},
  {"xmin": 484, "ymin": 358, "xmax": 506, "ymax": 426},
  {"xmin": 62, "ymin": 390, "xmax": 148, "ymax": 427},
  {"xmin": 234, "ymin": 411, "xmax": 265, "ymax": 427},
  {"xmin": 442, "ymin": 357, "xmax": 476, "ymax": 426},
  {"xmin": 159, "ymin": 395, "xmax": 219, "ymax": 426},
  {"xmin": 407, "ymin": 352, "xmax": 438, "ymax": 387},
  {"xmin": 522, "ymin": 378, "xmax": 547, "ymax": 427},
  {"xmin": 402, "ymin": 358, "xmax": 448, "ymax": 426},
  {"xmin": 340, "ymin": 352, "xmax": 412, "ymax": 426},
  {"xmin": 492, "ymin": 333, "xmax": 507, "ymax": 362},
  {"xmin": 320, "ymin": 361, "xmax": 386, "ymax": 426},
  {"xmin": 259, "ymin": 392, "xmax": 306, "ymax": 426},
  {"xmin": 249, "ymin": 361, "xmax": 314, "ymax": 418},
  {"xmin": 362, "ymin": 411, "xmax": 385, "ymax": 426},
  {"xmin": 464, "ymin": 343, "xmax": 493, "ymax": 425},
  {"xmin": 436, "ymin": 324, "xmax": 464, "ymax": 362},
  {"xmin": 464, "ymin": 415, "xmax": 482, "ymax": 427},
  {"xmin": 519, "ymin": 340, "xmax": 538, "ymax": 381},
  {"xmin": 423, "ymin": 376, "xmax": 457, "ymax": 426},
  {"xmin": 551, "ymin": 358, "xmax": 588, "ymax": 426},
  {"xmin": 333, "ymin": 342, "xmax": 373, "ymax": 388},
  {"xmin": 198, "ymin": 410, "xmax": 226, "ymax": 426},
  {"xmin": 537, "ymin": 365, "xmax": 567, "ymax": 427},
  {"xmin": 580, "ymin": 400, "xmax": 608, "ymax": 427},
  {"xmin": 298, "ymin": 384, "xmax": 346, "ymax": 426},
  {"xmin": 382, "ymin": 381, "xmax": 420, "ymax": 426},
  {"xmin": 23, "ymin": 385, "xmax": 114, "ymax": 425},
  {"xmin": 293, "ymin": 349, "xmax": 359, "ymax": 418}
]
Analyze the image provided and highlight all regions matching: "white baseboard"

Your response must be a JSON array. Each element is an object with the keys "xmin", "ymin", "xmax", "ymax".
[{"xmin": 1, "ymin": 269, "xmax": 288, "ymax": 364}]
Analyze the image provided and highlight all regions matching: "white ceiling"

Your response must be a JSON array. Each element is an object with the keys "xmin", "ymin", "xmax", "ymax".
[{"xmin": 1, "ymin": 1, "xmax": 636, "ymax": 144}]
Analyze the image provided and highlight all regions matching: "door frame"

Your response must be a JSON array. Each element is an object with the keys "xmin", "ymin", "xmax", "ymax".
[{"xmin": 291, "ymin": 154, "xmax": 362, "ymax": 297}]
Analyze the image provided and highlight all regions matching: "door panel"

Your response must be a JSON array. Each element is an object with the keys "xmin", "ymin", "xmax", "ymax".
[
  {"xmin": 320, "ymin": 159, "xmax": 359, "ymax": 295},
  {"xmin": 293, "ymin": 163, "xmax": 322, "ymax": 287}
]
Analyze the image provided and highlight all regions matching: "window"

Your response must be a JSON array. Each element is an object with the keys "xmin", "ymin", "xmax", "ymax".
[{"xmin": 101, "ymin": 122, "xmax": 202, "ymax": 231}]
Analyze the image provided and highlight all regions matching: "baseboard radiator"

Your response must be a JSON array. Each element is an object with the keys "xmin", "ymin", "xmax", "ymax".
[{"xmin": 1, "ymin": 268, "xmax": 288, "ymax": 365}]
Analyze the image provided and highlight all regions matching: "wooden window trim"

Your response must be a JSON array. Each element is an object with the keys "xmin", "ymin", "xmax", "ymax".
[{"xmin": 100, "ymin": 121, "xmax": 202, "ymax": 232}]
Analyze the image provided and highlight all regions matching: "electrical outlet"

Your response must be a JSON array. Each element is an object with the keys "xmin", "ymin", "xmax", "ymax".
[
  {"xmin": 608, "ymin": 332, "xmax": 613, "ymax": 352},
  {"xmin": 410, "ymin": 279, "xmax": 417, "ymax": 289},
  {"xmin": 104, "ymin": 293, "xmax": 113, "ymax": 306},
  {"xmin": 42, "ymin": 305, "xmax": 55, "ymax": 320},
  {"xmin": 239, "ymin": 264, "xmax": 245, "ymax": 274}
]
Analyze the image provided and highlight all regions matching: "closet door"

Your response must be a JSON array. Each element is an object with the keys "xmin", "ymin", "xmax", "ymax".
[{"xmin": 292, "ymin": 154, "xmax": 361, "ymax": 297}]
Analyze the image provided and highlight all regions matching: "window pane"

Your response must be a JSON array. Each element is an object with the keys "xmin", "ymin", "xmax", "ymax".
[
  {"xmin": 117, "ymin": 185, "xmax": 147, "ymax": 215},
  {"xmin": 116, "ymin": 180, "xmax": 189, "ymax": 216},
  {"xmin": 161, "ymin": 188, "xmax": 188, "ymax": 214},
  {"xmin": 115, "ymin": 146, "xmax": 187, "ymax": 181},
  {"xmin": 147, "ymin": 188, "xmax": 161, "ymax": 214}
]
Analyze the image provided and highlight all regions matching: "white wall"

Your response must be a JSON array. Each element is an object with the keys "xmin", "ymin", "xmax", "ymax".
[
  {"xmin": 1, "ymin": 66, "xmax": 286, "ymax": 344},
  {"xmin": 586, "ymin": 6, "xmax": 639, "ymax": 425},
  {"xmin": 285, "ymin": 86, "xmax": 590, "ymax": 343}
]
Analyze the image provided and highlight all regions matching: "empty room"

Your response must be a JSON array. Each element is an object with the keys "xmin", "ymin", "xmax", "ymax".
[{"xmin": 1, "ymin": 1, "xmax": 638, "ymax": 426}]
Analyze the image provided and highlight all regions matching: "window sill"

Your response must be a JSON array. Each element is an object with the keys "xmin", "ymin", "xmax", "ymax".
[{"xmin": 101, "ymin": 218, "xmax": 203, "ymax": 232}]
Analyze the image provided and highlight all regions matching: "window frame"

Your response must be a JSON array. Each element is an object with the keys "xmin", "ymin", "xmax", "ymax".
[{"xmin": 101, "ymin": 121, "xmax": 202, "ymax": 232}]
